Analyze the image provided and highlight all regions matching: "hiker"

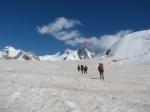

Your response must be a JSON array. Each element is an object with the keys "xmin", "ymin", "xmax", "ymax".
[
  {"xmin": 81, "ymin": 65, "xmax": 84, "ymax": 74},
  {"xmin": 98, "ymin": 63, "xmax": 104, "ymax": 80},
  {"xmin": 84, "ymin": 65, "xmax": 88, "ymax": 74},
  {"xmin": 77, "ymin": 64, "xmax": 80, "ymax": 72}
]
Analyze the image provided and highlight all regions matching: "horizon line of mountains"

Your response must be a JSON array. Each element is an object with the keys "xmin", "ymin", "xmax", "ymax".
[{"xmin": 0, "ymin": 46, "xmax": 97, "ymax": 61}]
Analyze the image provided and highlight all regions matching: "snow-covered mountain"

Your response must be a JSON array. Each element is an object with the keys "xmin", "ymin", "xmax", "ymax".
[
  {"xmin": 77, "ymin": 47, "xmax": 95, "ymax": 59},
  {"xmin": 60, "ymin": 49, "xmax": 79, "ymax": 61},
  {"xmin": 107, "ymin": 29, "xmax": 150, "ymax": 63},
  {"xmin": 0, "ymin": 46, "xmax": 40, "ymax": 61},
  {"xmin": 39, "ymin": 48, "xmax": 95, "ymax": 61},
  {"xmin": 0, "ymin": 46, "xmax": 95, "ymax": 61}
]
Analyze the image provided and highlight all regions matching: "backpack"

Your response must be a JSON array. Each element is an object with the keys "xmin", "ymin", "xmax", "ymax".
[{"xmin": 98, "ymin": 63, "xmax": 104, "ymax": 72}]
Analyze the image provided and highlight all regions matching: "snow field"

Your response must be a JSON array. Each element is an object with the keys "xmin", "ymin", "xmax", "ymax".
[{"xmin": 0, "ymin": 60, "xmax": 150, "ymax": 112}]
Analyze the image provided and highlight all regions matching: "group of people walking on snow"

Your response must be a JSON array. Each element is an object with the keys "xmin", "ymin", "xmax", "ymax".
[
  {"xmin": 78, "ymin": 64, "xmax": 88, "ymax": 74},
  {"xmin": 77, "ymin": 63, "xmax": 104, "ymax": 80}
]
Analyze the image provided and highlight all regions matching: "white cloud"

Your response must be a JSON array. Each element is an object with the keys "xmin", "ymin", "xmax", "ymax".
[
  {"xmin": 95, "ymin": 30, "xmax": 132, "ymax": 50},
  {"xmin": 37, "ymin": 17, "xmax": 132, "ymax": 51},
  {"xmin": 37, "ymin": 17, "xmax": 81, "ymax": 40},
  {"xmin": 65, "ymin": 30, "xmax": 132, "ymax": 51}
]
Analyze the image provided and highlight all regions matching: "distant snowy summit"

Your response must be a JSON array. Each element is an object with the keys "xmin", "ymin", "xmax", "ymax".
[
  {"xmin": 0, "ymin": 46, "xmax": 39, "ymax": 61},
  {"xmin": 106, "ymin": 29, "xmax": 150, "ymax": 63},
  {"xmin": 77, "ymin": 47, "xmax": 95, "ymax": 59},
  {"xmin": 39, "ymin": 47, "xmax": 95, "ymax": 61}
]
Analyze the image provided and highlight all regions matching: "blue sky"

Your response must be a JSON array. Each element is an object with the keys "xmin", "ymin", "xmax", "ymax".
[{"xmin": 0, "ymin": 0, "xmax": 150, "ymax": 55}]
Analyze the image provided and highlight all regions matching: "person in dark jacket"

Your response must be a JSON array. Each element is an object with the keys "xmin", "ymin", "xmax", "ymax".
[
  {"xmin": 77, "ymin": 64, "xmax": 80, "ymax": 72},
  {"xmin": 81, "ymin": 65, "xmax": 84, "ymax": 74},
  {"xmin": 98, "ymin": 63, "xmax": 104, "ymax": 80},
  {"xmin": 84, "ymin": 65, "xmax": 88, "ymax": 74}
]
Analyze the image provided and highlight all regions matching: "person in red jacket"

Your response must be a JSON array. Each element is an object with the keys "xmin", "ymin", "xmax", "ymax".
[{"xmin": 98, "ymin": 63, "xmax": 104, "ymax": 80}]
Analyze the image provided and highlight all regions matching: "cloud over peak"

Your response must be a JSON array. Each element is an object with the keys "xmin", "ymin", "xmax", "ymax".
[{"xmin": 37, "ymin": 17, "xmax": 132, "ymax": 51}]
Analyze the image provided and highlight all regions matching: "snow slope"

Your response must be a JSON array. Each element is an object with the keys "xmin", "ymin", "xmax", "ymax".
[
  {"xmin": 109, "ymin": 29, "xmax": 150, "ymax": 63},
  {"xmin": 39, "ymin": 49, "xmax": 79, "ymax": 61},
  {"xmin": 39, "ymin": 52, "xmax": 61, "ymax": 61},
  {"xmin": 0, "ymin": 60, "xmax": 150, "ymax": 112}
]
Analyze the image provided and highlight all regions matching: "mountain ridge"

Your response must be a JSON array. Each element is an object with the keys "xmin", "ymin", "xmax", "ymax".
[{"xmin": 0, "ymin": 46, "xmax": 95, "ymax": 61}]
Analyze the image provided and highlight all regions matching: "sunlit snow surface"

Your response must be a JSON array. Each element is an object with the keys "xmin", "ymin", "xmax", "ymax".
[{"xmin": 0, "ymin": 60, "xmax": 150, "ymax": 112}]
